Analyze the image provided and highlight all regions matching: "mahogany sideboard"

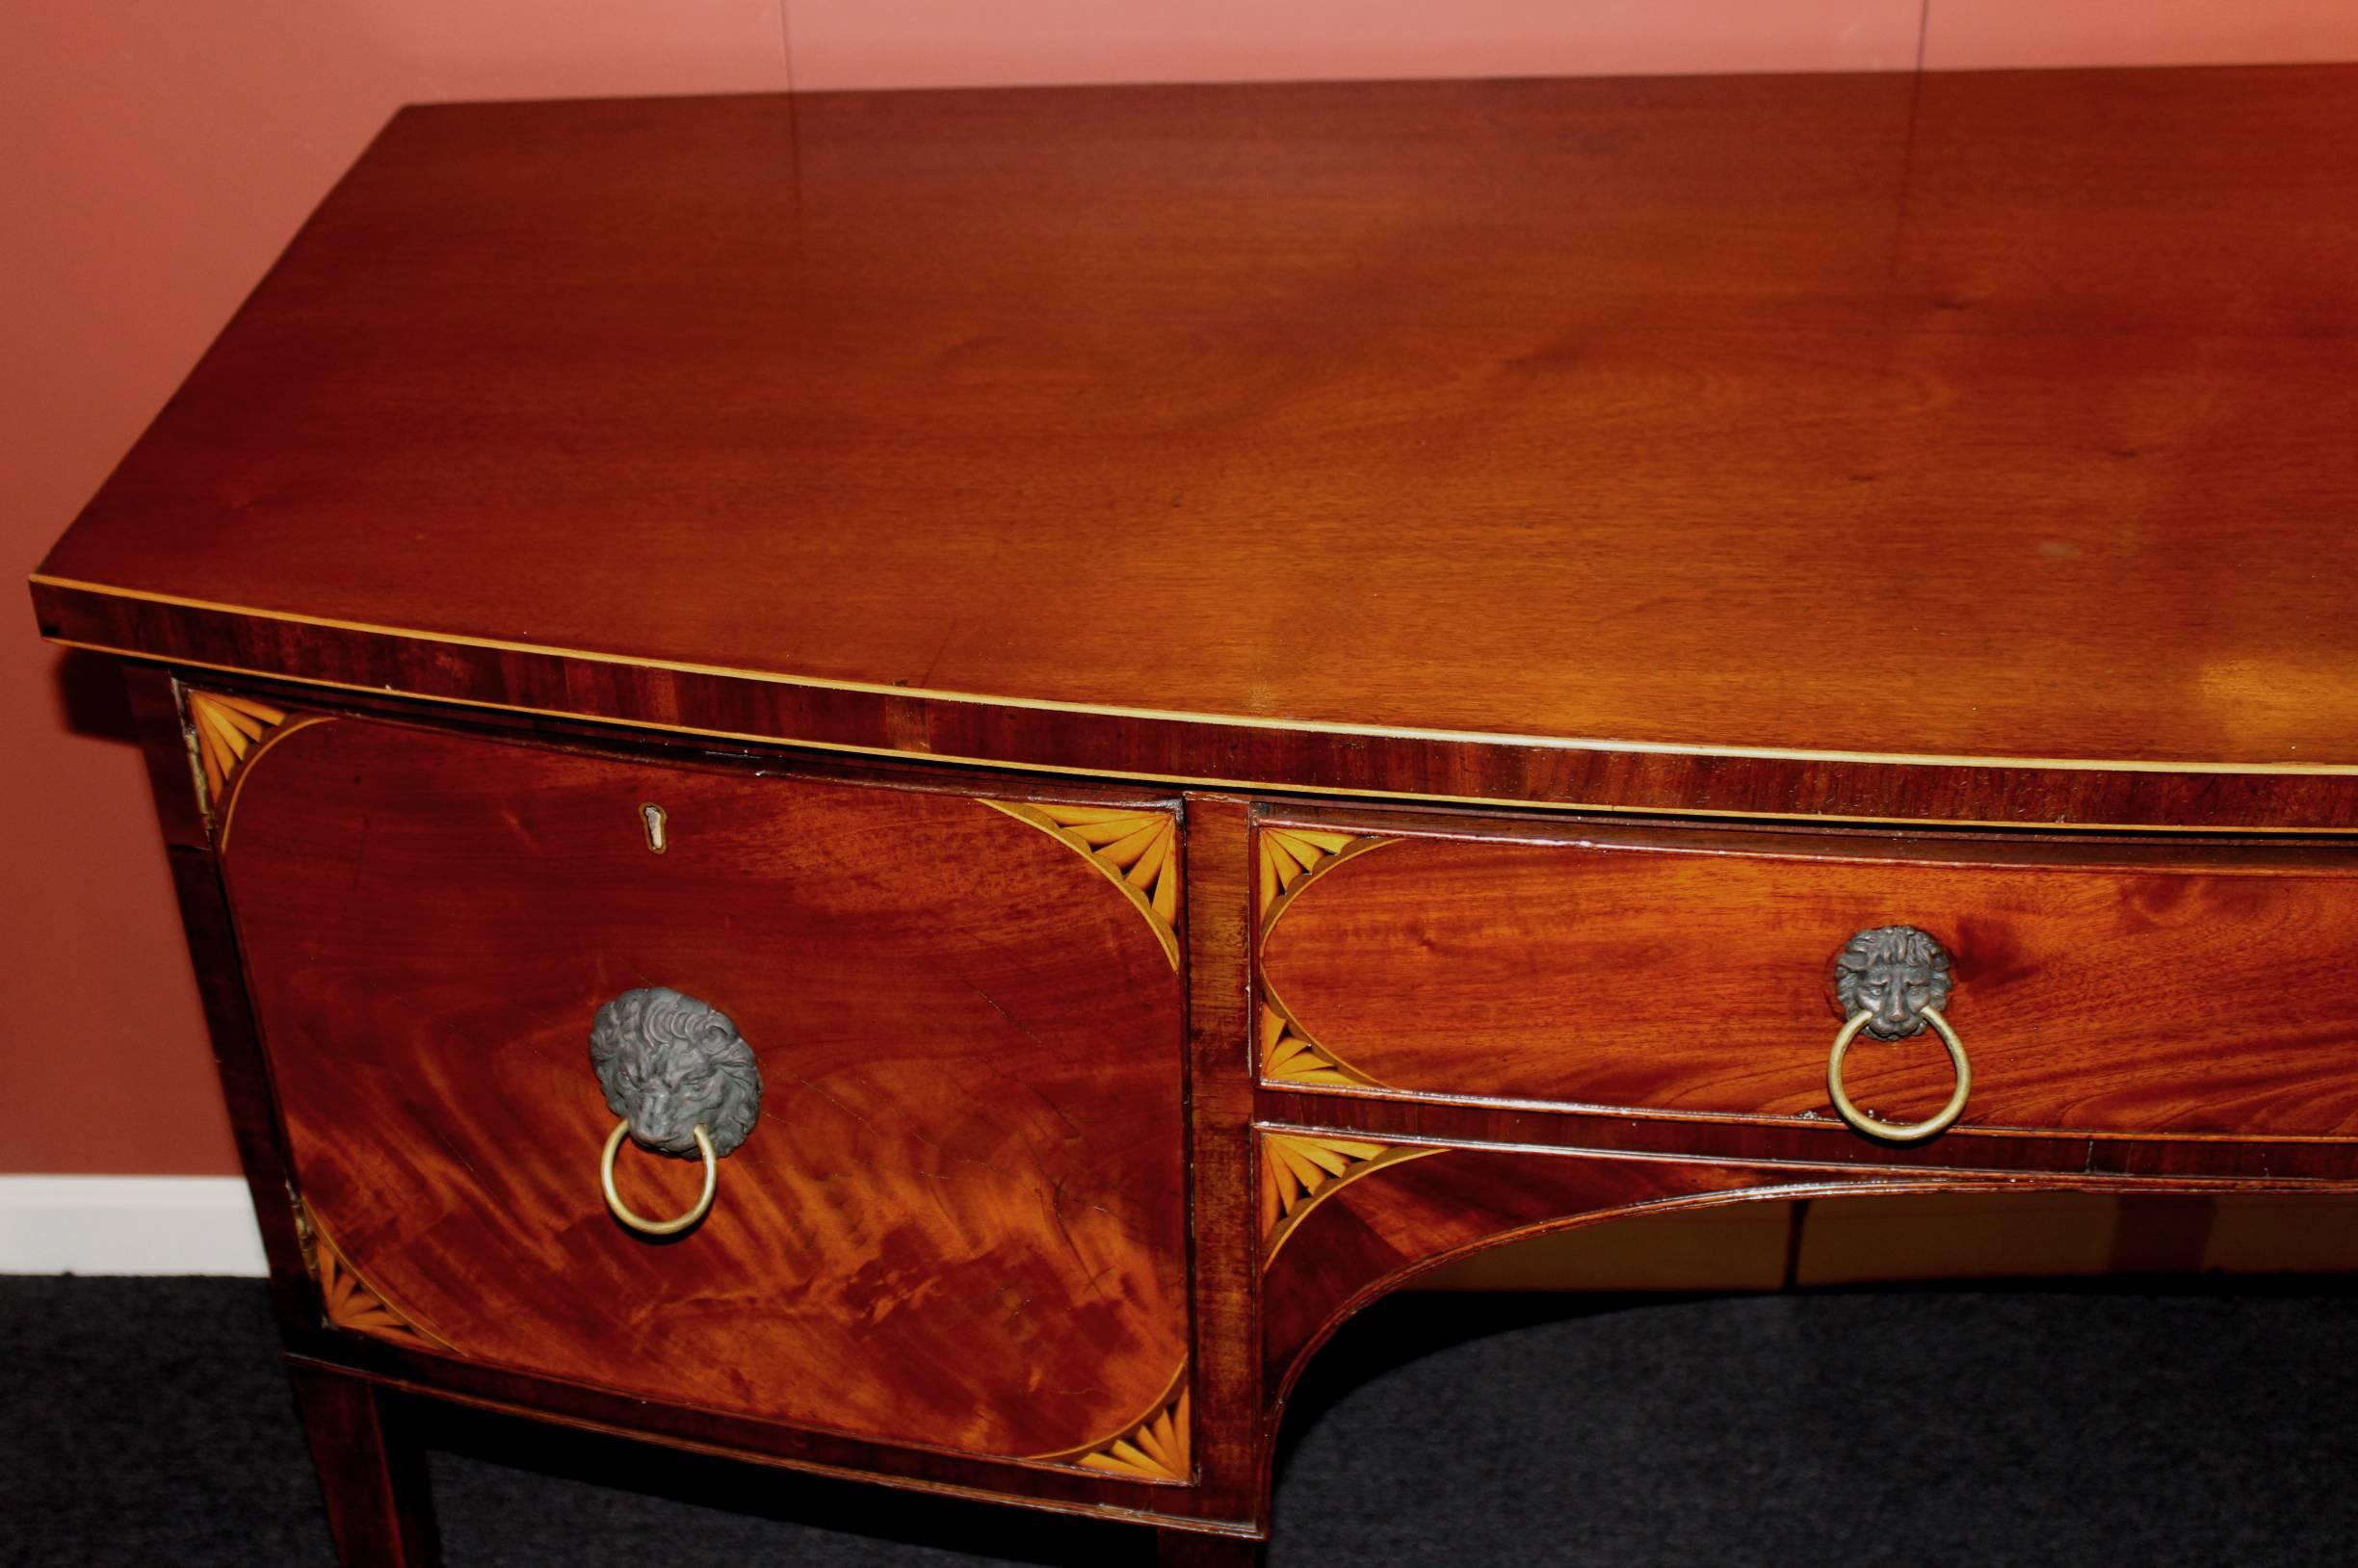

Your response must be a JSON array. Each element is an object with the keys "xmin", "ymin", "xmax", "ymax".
[{"xmin": 28, "ymin": 65, "xmax": 2358, "ymax": 1566}]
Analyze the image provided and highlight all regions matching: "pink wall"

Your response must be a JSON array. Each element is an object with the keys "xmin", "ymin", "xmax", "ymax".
[
  {"xmin": 787, "ymin": 1, "xmax": 1924, "ymax": 90},
  {"xmin": 1922, "ymin": 2, "xmax": 2358, "ymax": 70},
  {"xmin": 4, "ymin": 3, "xmax": 410, "ymax": 1177},
  {"xmin": 10, "ymin": 1, "xmax": 2358, "ymax": 1176}
]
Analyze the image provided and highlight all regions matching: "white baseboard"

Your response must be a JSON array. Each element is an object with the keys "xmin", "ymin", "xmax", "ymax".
[{"xmin": 0, "ymin": 1175, "xmax": 268, "ymax": 1275}]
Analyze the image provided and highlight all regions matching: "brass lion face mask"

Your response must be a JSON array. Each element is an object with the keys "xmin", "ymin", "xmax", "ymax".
[
  {"xmin": 1832, "ymin": 925, "xmax": 1952, "ymax": 1040},
  {"xmin": 590, "ymin": 986, "xmax": 762, "ymax": 1157}
]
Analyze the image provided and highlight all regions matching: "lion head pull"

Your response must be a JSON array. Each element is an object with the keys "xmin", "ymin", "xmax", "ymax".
[
  {"xmin": 589, "ymin": 986, "xmax": 762, "ymax": 1236},
  {"xmin": 1825, "ymin": 926, "xmax": 1971, "ymax": 1144},
  {"xmin": 1831, "ymin": 925, "xmax": 1953, "ymax": 1041}
]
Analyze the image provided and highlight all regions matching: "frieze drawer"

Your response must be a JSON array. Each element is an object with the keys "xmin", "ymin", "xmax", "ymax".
[{"xmin": 1255, "ymin": 818, "xmax": 2358, "ymax": 1139}]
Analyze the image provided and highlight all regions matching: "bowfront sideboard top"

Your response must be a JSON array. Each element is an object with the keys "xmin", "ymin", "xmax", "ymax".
[{"xmin": 31, "ymin": 66, "xmax": 2358, "ymax": 827}]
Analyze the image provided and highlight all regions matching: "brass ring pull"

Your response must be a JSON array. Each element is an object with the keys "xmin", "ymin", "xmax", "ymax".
[
  {"xmin": 1827, "ymin": 1005, "xmax": 1972, "ymax": 1143},
  {"xmin": 588, "ymin": 987, "xmax": 760, "ymax": 1239},
  {"xmin": 600, "ymin": 1119, "xmax": 718, "ymax": 1235}
]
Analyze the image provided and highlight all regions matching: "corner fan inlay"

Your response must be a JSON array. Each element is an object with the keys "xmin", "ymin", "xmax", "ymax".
[
  {"xmin": 1260, "ymin": 1004, "xmax": 1372, "ymax": 1087},
  {"xmin": 979, "ymin": 800, "xmax": 1180, "ymax": 968},
  {"xmin": 185, "ymin": 690, "xmax": 286, "ymax": 803},
  {"xmin": 1260, "ymin": 1132, "xmax": 1431, "ymax": 1244},
  {"xmin": 1064, "ymin": 1383, "xmax": 1192, "ymax": 1481},
  {"xmin": 1258, "ymin": 826, "xmax": 1361, "ymax": 926},
  {"xmin": 298, "ymin": 1205, "xmax": 451, "ymax": 1351},
  {"xmin": 1258, "ymin": 826, "xmax": 1392, "ymax": 1086}
]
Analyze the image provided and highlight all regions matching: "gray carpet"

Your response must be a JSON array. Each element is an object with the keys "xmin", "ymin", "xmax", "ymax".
[{"xmin": 4, "ymin": 1276, "xmax": 2354, "ymax": 1566}]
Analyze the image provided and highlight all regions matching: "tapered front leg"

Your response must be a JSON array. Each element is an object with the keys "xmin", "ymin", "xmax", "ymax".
[{"xmin": 286, "ymin": 1361, "xmax": 441, "ymax": 1568}]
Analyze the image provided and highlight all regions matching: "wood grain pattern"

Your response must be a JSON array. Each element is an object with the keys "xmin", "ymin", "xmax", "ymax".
[
  {"xmin": 982, "ymin": 800, "xmax": 1181, "ymax": 967},
  {"xmin": 128, "ymin": 669, "xmax": 321, "ymax": 1340},
  {"xmin": 1258, "ymin": 1134, "xmax": 1420, "ymax": 1245},
  {"xmin": 41, "ymin": 594, "xmax": 2358, "ymax": 832},
  {"xmin": 1253, "ymin": 1085, "xmax": 2358, "ymax": 1184},
  {"xmin": 1176, "ymin": 795, "xmax": 1269, "ymax": 1529},
  {"xmin": 1262, "ymin": 825, "xmax": 2358, "ymax": 1137},
  {"xmin": 33, "ymin": 67, "xmax": 2358, "ymax": 830},
  {"xmin": 220, "ymin": 715, "xmax": 1188, "ymax": 1464},
  {"xmin": 296, "ymin": 1346, "xmax": 1232, "ymax": 1529},
  {"xmin": 304, "ymin": 1208, "xmax": 452, "ymax": 1351},
  {"xmin": 144, "ymin": 676, "xmax": 1259, "ymax": 1526}
]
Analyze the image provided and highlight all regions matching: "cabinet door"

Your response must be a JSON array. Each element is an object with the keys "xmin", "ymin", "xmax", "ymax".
[{"xmin": 219, "ymin": 713, "xmax": 1188, "ymax": 1470}]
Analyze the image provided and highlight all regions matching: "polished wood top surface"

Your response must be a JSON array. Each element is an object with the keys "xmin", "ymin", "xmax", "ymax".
[{"xmin": 33, "ymin": 66, "xmax": 2358, "ymax": 810}]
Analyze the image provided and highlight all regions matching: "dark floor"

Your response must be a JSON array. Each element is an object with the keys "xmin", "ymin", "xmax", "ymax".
[{"xmin": 5, "ymin": 1276, "xmax": 2355, "ymax": 1566}]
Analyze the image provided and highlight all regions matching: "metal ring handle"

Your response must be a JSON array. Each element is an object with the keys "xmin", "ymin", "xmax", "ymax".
[
  {"xmin": 599, "ymin": 1119, "xmax": 718, "ymax": 1235},
  {"xmin": 1827, "ymin": 1004, "xmax": 1972, "ymax": 1143}
]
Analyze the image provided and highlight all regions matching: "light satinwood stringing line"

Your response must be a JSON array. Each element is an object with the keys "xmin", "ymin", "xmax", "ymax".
[
  {"xmin": 303, "ymin": 1209, "xmax": 452, "ymax": 1350},
  {"xmin": 978, "ymin": 799, "xmax": 1182, "ymax": 969}
]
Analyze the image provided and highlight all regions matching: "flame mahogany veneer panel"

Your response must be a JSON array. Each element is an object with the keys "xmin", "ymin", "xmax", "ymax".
[
  {"xmin": 220, "ymin": 716, "xmax": 1187, "ymax": 1462},
  {"xmin": 1261, "ymin": 833, "xmax": 2358, "ymax": 1137}
]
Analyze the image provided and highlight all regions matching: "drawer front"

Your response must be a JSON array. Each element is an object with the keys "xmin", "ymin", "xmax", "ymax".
[
  {"xmin": 219, "ymin": 713, "xmax": 1188, "ymax": 1469},
  {"xmin": 1258, "ymin": 821, "xmax": 2358, "ymax": 1138}
]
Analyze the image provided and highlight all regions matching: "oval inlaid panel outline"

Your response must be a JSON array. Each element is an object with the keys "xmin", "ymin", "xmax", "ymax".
[{"xmin": 221, "ymin": 716, "xmax": 1188, "ymax": 1464}]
